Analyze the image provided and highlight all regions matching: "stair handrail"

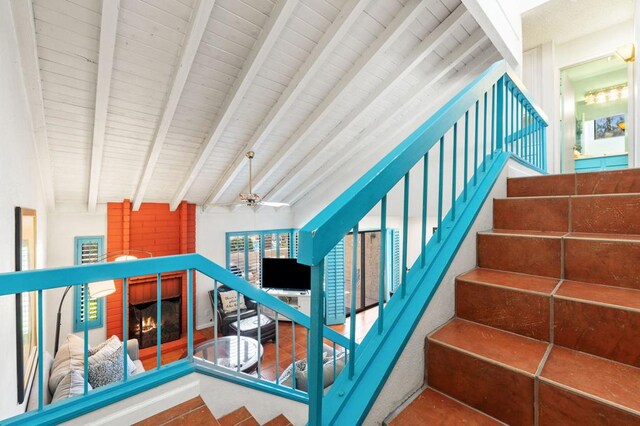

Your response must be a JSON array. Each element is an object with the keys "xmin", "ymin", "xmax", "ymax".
[{"xmin": 297, "ymin": 59, "xmax": 548, "ymax": 425}]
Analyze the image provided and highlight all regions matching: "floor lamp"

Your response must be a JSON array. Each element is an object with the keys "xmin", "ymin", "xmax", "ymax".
[{"xmin": 53, "ymin": 249, "xmax": 152, "ymax": 355}]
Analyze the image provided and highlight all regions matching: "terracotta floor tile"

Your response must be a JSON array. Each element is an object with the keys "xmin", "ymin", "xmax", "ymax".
[
  {"xmin": 456, "ymin": 280, "xmax": 551, "ymax": 340},
  {"xmin": 540, "ymin": 346, "xmax": 640, "ymax": 413},
  {"xmin": 389, "ymin": 388, "xmax": 502, "ymax": 425},
  {"xmin": 564, "ymin": 238, "xmax": 640, "ymax": 289},
  {"xmin": 428, "ymin": 340, "xmax": 536, "ymax": 425},
  {"xmin": 218, "ymin": 407, "xmax": 253, "ymax": 426},
  {"xmin": 538, "ymin": 381, "xmax": 640, "ymax": 425},
  {"xmin": 494, "ymin": 196, "xmax": 569, "ymax": 232},
  {"xmin": 429, "ymin": 319, "xmax": 548, "ymax": 374},
  {"xmin": 135, "ymin": 397, "xmax": 210, "ymax": 426},
  {"xmin": 477, "ymin": 233, "xmax": 562, "ymax": 278},
  {"xmin": 556, "ymin": 280, "xmax": 640, "ymax": 311},
  {"xmin": 507, "ymin": 174, "xmax": 576, "ymax": 197},
  {"xmin": 458, "ymin": 268, "xmax": 559, "ymax": 295},
  {"xmin": 576, "ymin": 168, "xmax": 640, "ymax": 195},
  {"xmin": 571, "ymin": 194, "xmax": 640, "ymax": 235}
]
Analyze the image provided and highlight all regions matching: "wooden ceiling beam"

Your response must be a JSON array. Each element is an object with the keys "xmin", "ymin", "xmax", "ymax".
[
  {"xmin": 131, "ymin": 0, "xmax": 216, "ymax": 211},
  {"xmin": 285, "ymin": 32, "xmax": 489, "ymax": 205},
  {"xmin": 11, "ymin": 0, "xmax": 55, "ymax": 210},
  {"xmin": 255, "ymin": 4, "xmax": 469, "ymax": 203},
  {"xmin": 87, "ymin": 0, "xmax": 120, "ymax": 212},
  {"xmin": 168, "ymin": 0, "xmax": 300, "ymax": 211},
  {"xmin": 201, "ymin": 0, "xmax": 373, "ymax": 208}
]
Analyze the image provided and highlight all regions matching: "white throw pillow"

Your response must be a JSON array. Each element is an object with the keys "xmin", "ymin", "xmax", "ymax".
[
  {"xmin": 219, "ymin": 291, "xmax": 247, "ymax": 313},
  {"xmin": 51, "ymin": 369, "xmax": 92, "ymax": 403},
  {"xmin": 89, "ymin": 335, "xmax": 137, "ymax": 375},
  {"xmin": 49, "ymin": 334, "xmax": 85, "ymax": 395}
]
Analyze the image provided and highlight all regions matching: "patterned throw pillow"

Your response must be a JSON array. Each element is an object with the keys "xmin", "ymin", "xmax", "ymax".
[
  {"xmin": 219, "ymin": 291, "xmax": 247, "ymax": 313},
  {"xmin": 88, "ymin": 346, "xmax": 125, "ymax": 388}
]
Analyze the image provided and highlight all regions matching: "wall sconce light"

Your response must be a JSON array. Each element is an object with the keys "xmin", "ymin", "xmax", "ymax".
[
  {"xmin": 585, "ymin": 84, "xmax": 628, "ymax": 105},
  {"xmin": 616, "ymin": 44, "xmax": 635, "ymax": 63}
]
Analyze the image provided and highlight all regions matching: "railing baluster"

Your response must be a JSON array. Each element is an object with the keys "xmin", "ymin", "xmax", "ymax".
[
  {"xmin": 332, "ymin": 342, "xmax": 337, "ymax": 384},
  {"xmin": 473, "ymin": 100, "xmax": 479, "ymax": 185},
  {"xmin": 257, "ymin": 303, "xmax": 262, "ymax": 378},
  {"xmin": 349, "ymin": 223, "xmax": 359, "ymax": 379},
  {"xmin": 379, "ymin": 195, "xmax": 387, "ymax": 333},
  {"xmin": 491, "ymin": 84, "xmax": 496, "ymax": 158},
  {"xmin": 292, "ymin": 322, "xmax": 297, "ymax": 390},
  {"xmin": 157, "ymin": 273, "xmax": 162, "ymax": 369},
  {"xmin": 451, "ymin": 124, "xmax": 457, "ymax": 221},
  {"xmin": 496, "ymin": 77, "xmax": 505, "ymax": 152},
  {"xmin": 421, "ymin": 154, "xmax": 428, "ymax": 267},
  {"xmin": 464, "ymin": 110, "xmax": 469, "ymax": 201},
  {"xmin": 123, "ymin": 278, "xmax": 128, "ymax": 382},
  {"xmin": 37, "ymin": 289, "xmax": 44, "ymax": 410},
  {"xmin": 213, "ymin": 280, "xmax": 218, "ymax": 365},
  {"xmin": 401, "ymin": 174, "xmax": 409, "ymax": 298},
  {"xmin": 511, "ymin": 86, "xmax": 515, "ymax": 154},
  {"xmin": 275, "ymin": 312, "xmax": 279, "ymax": 384},
  {"xmin": 84, "ymin": 283, "xmax": 90, "ymax": 394},
  {"xmin": 187, "ymin": 269, "xmax": 193, "ymax": 360},
  {"xmin": 482, "ymin": 91, "xmax": 487, "ymax": 171},
  {"xmin": 236, "ymin": 290, "xmax": 241, "ymax": 372},
  {"xmin": 437, "ymin": 136, "xmax": 444, "ymax": 243}
]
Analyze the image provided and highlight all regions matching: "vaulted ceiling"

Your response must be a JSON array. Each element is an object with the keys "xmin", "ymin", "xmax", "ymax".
[{"xmin": 13, "ymin": 0, "xmax": 497, "ymax": 212}]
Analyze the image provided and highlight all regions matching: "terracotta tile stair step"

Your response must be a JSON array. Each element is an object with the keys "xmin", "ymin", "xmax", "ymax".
[
  {"xmin": 477, "ymin": 231, "xmax": 563, "ymax": 278},
  {"xmin": 134, "ymin": 396, "xmax": 219, "ymax": 426},
  {"xmin": 507, "ymin": 174, "xmax": 576, "ymax": 197},
  {"xmin": 553, "ymin": 280, "xmax": 640, "ymax": 368},
  {"xmin": 262, "ymin": 414, "xmax": 293, "ymax": 426},
  {"xmin": 564, "ymin": 233, "xmax": 640, "ymax": 289},
  {"xmin": 427, "ymin": 319, "xmax": 548, "ymax": 425},
  {"xmin": 387, "ymin": 387, "xmax": 503, "ymax": 425},
  {"xmin": 493, "ymin": 196, "xmax": 570, "ymax": 232},
  {"xmin": 571, "ymin": 193, "xmax": 640, "ymax": 235},
  {"xmin": 576, "ymin": 168, "xmax": 640, "ymax": 195},
  {"xmin": 218, "ymin": 407, "xmax": 259, "ymax": 426},
  {"xmin": 456, "ymin": 268, "xmax": 559, "ymax": 340},
  {"xmin": 539, "ymin": 346, "xmax": 640, "ymax": 423}
]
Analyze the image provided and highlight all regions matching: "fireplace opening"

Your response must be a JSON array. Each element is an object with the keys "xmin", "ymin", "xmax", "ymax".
[{"xmin": 129, "ymin": 296, "xmax": 182, "ymax": 349}]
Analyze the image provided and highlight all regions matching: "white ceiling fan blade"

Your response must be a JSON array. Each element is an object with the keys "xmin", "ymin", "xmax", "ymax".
[{"xmin": 260, "ymin": 201, "xmax": 289, "ymax": 207}]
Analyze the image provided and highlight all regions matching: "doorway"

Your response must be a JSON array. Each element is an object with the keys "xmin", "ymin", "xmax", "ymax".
[{"xmin": 560, "ymin": 55, "xmax": 631, "ymax": 173}]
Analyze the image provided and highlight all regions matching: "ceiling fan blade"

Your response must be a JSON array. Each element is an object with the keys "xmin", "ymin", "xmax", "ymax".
[{"xmin": 260, "ymin": 201, "xmax": 290, "ymax": 207}]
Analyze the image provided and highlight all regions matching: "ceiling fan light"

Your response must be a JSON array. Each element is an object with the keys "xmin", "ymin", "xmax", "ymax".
[{"xmin": 239, "ymin": 192, "xmax": 261, "ymax": 203}]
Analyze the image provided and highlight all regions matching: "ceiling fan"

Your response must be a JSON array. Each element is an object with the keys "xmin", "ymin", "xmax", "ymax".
[{"xmin": 223, "ymin": 151, "xmax": 289, "ymax": 208}]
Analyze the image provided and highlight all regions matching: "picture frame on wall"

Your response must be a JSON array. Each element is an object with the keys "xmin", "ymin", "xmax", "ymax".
[
  {"xmin": 15, "ymin": 207, "xmax": 38, "ymax": 404},
  {"xmin": 594, "ymin": 114, "xmax": 625, "ymax": 139}
]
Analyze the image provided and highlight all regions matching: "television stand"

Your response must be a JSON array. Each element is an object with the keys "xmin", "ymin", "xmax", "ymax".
[{"xmin": 264, "ymin": 289, "xmax": 310, "ymax": 320}]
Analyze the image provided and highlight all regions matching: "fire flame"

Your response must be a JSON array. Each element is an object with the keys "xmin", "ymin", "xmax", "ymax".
[{"xmin": 142, "ymin": 316, "xmax": 157, "ymax": 333}]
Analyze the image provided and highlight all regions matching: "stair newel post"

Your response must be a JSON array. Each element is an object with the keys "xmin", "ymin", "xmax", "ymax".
[
  {"xmin": 495, "ymin": 76, "xmax": 505, "ymax": 153},
  {"xmin": 308, "ymin": 260, "xmax": 325, "ymax": 426}
]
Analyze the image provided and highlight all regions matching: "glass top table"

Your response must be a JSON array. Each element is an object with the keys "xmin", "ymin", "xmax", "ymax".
[{"xmin": 194, "ymin": 335, "xmax": 263, "ymax": 373}]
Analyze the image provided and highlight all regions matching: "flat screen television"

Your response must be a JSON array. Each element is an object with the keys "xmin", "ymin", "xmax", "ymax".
[{"xmin": 262, "ymin": 258, "xmax": 311, "ymax": 291}]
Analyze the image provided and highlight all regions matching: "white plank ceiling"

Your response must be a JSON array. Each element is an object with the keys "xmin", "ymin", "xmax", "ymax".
[{"xmin": 19, "ymin": 0, "xmax": 498, "ymax": 210}]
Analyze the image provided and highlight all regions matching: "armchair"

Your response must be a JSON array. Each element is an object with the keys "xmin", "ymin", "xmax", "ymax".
[{"xmin": 209, "ymin": 286, "xmax": 257, "ymax": 336}]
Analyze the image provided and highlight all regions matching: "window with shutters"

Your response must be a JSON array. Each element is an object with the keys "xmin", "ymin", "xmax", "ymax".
[
  {"xmin": 73, "ymin": 236, "xmax": 105, "ymax": 331},
  {"xmin": 226, "ymin": 229, "xmax": 297, "ymax": 287}
]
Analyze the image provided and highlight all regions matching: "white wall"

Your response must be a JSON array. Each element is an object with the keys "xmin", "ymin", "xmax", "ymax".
[
  {"xmin": 46, "ymin": 208, "xmax": 107, "ymax": 353},
  {"xmin": 368, "ymin": 159, "xmax": 540, "ymax": 425},
  {"xmin": 0, "ymin": 1, "xmax": 48, "ymax": 419},
  {"xmin": 524, "ymin": 20, "xmax": 636, "ymax": 172},
  {"xmin": 195, "ymin": 210, "xmax": 294, "ymax": 328}
]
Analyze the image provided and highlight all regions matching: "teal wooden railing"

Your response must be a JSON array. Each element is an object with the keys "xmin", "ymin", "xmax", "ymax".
[
  {"xmin": 0, "ymin": 254, "xmax": 350, "ymax": 425},
  {"xmin": 297, "ymin": 60, "xmax": 548, "ymax": 425}
]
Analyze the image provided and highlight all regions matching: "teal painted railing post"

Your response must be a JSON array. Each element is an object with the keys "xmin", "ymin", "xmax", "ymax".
[
  {"xmin": 495, "ymin": 76, "xmax": 505, "ymax": 152},
  {"xmin": 542, "ymin": 125, "xmax": 548, "ymax": 171},
  {"xmin": 308, "ymin": 261, "xmax": 325, "ymax": 426},
  {"xmin": 187, "ymin": 269, "xmax": 193, "ymax": 360}
]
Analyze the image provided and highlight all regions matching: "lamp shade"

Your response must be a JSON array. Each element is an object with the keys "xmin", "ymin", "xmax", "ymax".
[
  {"xmin": 114, "ymin": 254, "xmax": 138, "ymax": 262},
  {"xmin": 88, "ymin": 280, "xmax": 116, "ymax": 298}
]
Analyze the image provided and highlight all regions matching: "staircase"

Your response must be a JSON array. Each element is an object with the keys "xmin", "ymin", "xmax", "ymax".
[
  {"xmin": 390, "ymin": 169, "xmax": 640, "ymax": 425},
  {"xmin": 135, "ymin": 397, "xmax": 292, "ymax": 426}
]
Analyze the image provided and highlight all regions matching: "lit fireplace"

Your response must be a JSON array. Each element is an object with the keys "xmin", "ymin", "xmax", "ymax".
[{"xmin": 129, "ymin": 296, "xmax": 182, "ymax": 349}]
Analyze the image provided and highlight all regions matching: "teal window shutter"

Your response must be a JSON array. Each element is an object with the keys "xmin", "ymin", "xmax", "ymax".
[
  {"xmin": 387, "ymin": 229, "xmax": 401, "ymax": 292},
  {"xmin": 324, "ymin": 239, "xmax": 345, "ymax": 325},
  {"xmin": 73, "ymin": 236, "xmax": 104, "ymax": 332}
]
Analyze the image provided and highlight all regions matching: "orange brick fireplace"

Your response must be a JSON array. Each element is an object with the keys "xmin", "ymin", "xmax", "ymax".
[{"xmin": 106, "ymin": 200, "xmax": 197, "ymax": 357}]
